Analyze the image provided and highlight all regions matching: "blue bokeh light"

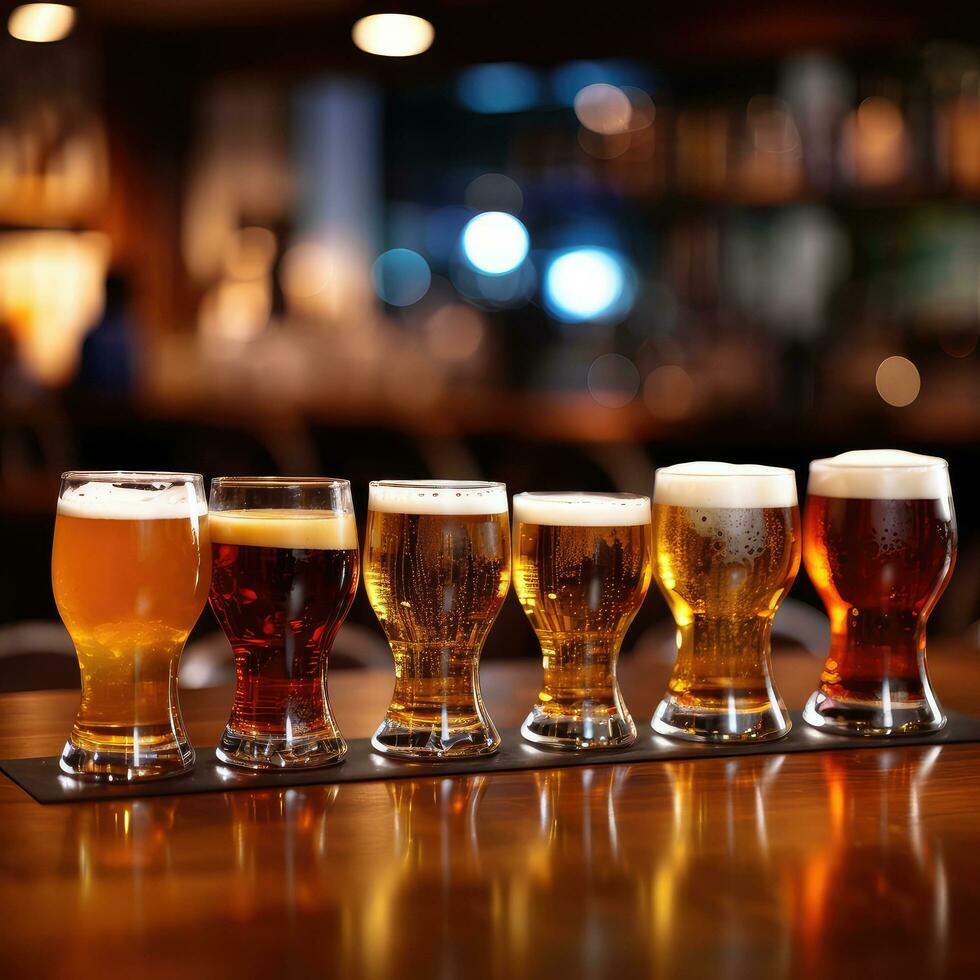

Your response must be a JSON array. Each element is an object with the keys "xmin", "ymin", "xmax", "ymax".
[
  {"xmin": 461, "ymin": 212, "xmax": 530, "ymax": 276},
  {"xmin": 544, "ymin": 247, "xmax": 634, "ymax": 322},
  {"xmin": 552, "ymin": 59, "xmax": 654, "ymax": 105},
  {"xmin": 372, "ymin": 249, "xmax": 431, "ymax": 307},
  {"xmin": 457, "ymin": 63, "xmax": 541, "ymax": 113}
]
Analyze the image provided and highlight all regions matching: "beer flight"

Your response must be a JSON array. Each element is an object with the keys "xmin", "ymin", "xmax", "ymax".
[{"xmin": 50, "ymin": 449, "xmax": 957, "ymax": 783}]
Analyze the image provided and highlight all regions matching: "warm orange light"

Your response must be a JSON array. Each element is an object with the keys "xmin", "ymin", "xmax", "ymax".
[
  {"xmin": 8, "ymin": 4, "xmax": 75, "ymax": 43},
  {"xmin": 875, "ymin": 355, "xmax": 920, "ymax": 407},
  {"xmin": 352, "ymin": 14, "xmax": 434, "ymax": 57},
  {"xmin": 643, "ymin": 365, "xmax": 696, "ymax": 420}
]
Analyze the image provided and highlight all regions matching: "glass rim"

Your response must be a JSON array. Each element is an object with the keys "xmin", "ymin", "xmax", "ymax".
[
  {"xmin": 809, "ymin": 457, "xmax": 948, "ymax": 472},
  {"xmin": 370, "ymin": 479, "xmax": 505, "ymax": 490},
  {"xmin": 211, "ymin": 476, "xmax": 351, "ymax": 488},
  {"xmin": 653, "ymin": 465, "xmax": 795, "ymax": 480},
  {"xmin": 513, "ymin": 490, "xmax": 650, "ymax": 500},
  {"xmin": 61, "ymin": 470, "xmax": 203, "ymax": 483}
]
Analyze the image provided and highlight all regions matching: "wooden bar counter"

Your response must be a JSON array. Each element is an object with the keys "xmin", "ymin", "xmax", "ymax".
[{"xmin": 2, "ymin": 642, "xmax": 979, "ymax": 977}]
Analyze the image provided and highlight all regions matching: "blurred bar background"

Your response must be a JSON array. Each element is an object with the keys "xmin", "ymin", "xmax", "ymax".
[{"xmin": 1, "ymin": 0, "xmax": 978, "ymax": 687}]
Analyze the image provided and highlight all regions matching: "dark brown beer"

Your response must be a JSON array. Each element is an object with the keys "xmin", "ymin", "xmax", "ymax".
[
  {"xmin": 209, "ymin": 510, "xmax": 358, "ymax": 753},
  {"xmin": 803, "ymin": 451, "xmax": 956, "ymax": 734},
  {"xmin": 804, "ymin": 496, "xmax": 955, "ymax": 706}
]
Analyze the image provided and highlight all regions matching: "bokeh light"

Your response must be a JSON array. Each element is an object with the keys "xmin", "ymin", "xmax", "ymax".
[
  {"xmin": 280, "ymin": 242, "xmax": 331, "ymax": 299},
  {"xmin": 875, "ymin": 355, "xmax": 921, "ymax": 407},
  {"xmin": 425, "ymin": 207, "xmax": 472, "ymax": 262},
  {"xmin": 574, "ymin": 84, "xmax": 633, "ymax": 135},
  {"xmin": 199, "ymin": 279, "xmax": 271, "ymax": 342},
  {"xmin": 643, "ymin": 365, "xmax": 696, "ymax": 419},
  {"xmin": 552, "ymin": 60, "xmax": 653, "ymax": 105},
  {"xmin": 7, "ymin": 4, "xmax": 75, "ymax": 43},
  {"xmin": 351, "ymin": 14, "xmax": 434, "ymax": 57},
  {"xmin": 424, "ymin": 304, "xmax": 486, "ymax": 362},
  {"xmin": 623, "ymin": 87, "xmax": 656, "ymax": 130},
  {"xmin": 578, "ymin": 128, "xmax": 631, "ymax": 159},
  {"xmin": 457, "ymin": 63, "xmax": 541, "ymax": 113},
  {"xmin": 450, "ymin": 260, "xmax": 535, "ymax": 309},
  {"xmin": 372, "ymin": 248, "xmax": 431, "ymax": 306},
  {"xmin": 461, "ymin": 212, "xmax": 530, "ymax": 276},
  {"xmin": 464, "ymin": 173, "xmax": 523, "ymax": 215},
  {"xmin": 587, "ymin": 354, "xmax": 640, "ymax": 408},
  {"xmin": 279, "ymin": 241, "xmax": 371, "ymax": 320},
  {"xmin": 223, "ymin": 227, "xmax": 277, "ymax": 281},
  {"xmin": 544, "ymin": 247, "xmax": 633, "ymax": 322}
]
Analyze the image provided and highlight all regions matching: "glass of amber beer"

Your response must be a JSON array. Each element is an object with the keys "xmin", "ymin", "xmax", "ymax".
[
  {"xmin": 803, "ymin": 450, "xmax": 956, "ymax": 735},
  {"xmin": 365, "ymin": 480, "xmax": 510, "ymax": 760},
  {"xmin": 513, "ymin": 492, "xmax": 653, "ymax": 749},
  {"xmin": 53, "ymin": 472, "xmax": 210, "ymax": 780},
  {"xmin": 208, "ymin": 477, "xmax": 359, "ymax": 769},
  {"xmin": 651, "ymin": 462, "xmax": 801, "ymax": 742}
]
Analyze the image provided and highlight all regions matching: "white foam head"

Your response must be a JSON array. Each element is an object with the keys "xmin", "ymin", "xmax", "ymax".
[
  {"xmin": 209, "ymin": 509, "xmax": 357, "ymax": 549},
  {"xmin": 58, "ymin": 476, "xmax": 207, "ymax": 520},
  {"xmin": 513, "ymin": 492, "xmax": 651, "ymax": 527},
  {"xmin": 808, "ymin": 450, "xmax": 950, "ymax": 500},
  {"xmin": 369, "ymin": 480, "xmax": 508, "ymax": 515},
  {"xmin": 654, "ymin": 462, "xmax": 798, "ymax": 509}
]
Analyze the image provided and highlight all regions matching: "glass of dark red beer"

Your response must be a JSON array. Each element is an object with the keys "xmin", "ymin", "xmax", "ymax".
[
  {"xmin": 208, "ymin": 477, "xmax": 359, "ymax": 768},
  {"xmin": 803, "ymin": 451, "xmax": 956, "ymax": 736}
]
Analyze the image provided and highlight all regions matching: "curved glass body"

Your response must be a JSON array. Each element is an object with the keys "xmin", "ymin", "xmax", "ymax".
[
  {"xmin": 513, "ymin": 492, "xmax": 652, "ymax": 749},
  {"xmin": 208, "ymin": 477, "xmax": 359, "ymax": 769},
  {"xmin": 365, "ymin": 480, "xmax": 509, "ymax": 760},
  {"xmin": 803, "ymin": 451, "xmax": 956, "ymax": 735},
  {"xmin": 53, "ymin": 471, "xmax": 210, "ymax": 780},
  {"xmin": 651, "ymin": 463, "xmax": 800, "ymax": 742}
]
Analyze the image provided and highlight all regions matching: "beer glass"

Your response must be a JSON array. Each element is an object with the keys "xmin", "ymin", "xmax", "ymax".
[
  {"xmin": 365, "ymin": 480, "xmax": 509, "ymax": 759},
  {"xmin": 513, "ymin": 492, "xmax": 653, "ymax": 749},
  {"xmin": 802, "ymin": 450, "xmax": 956, "ymax": 735},
  {"xmin": 208, "ymin": 477, "xmax": 359, "ymax": 768},
  {"xmin": 651, "ymin": 462, "xmax": 800, "ymax": 742},
  {"xmin": 53, "ymin": 471, "xmax": 210, "ymax": 780}
]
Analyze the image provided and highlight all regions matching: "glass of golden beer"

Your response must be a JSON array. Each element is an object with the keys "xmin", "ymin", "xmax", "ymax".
[
  {"xmin": 651, "ymin": 462, "xmax": 800, "ymax": 742},
  {"xmin": 208, "ymin": 477, "xmax": 359, "ymax": 769},
  {"xmin": 52, "ymin": 471, "xmax": 210, "ymax": 780},
  {"xmin": 513, "ymin": 492, "xmax": 653, "ymax": 750},
  {"xmin": 365, "ymin": 480, "xmax": 510, "ymax": 760},
  {"xmin": 803, "ymin": 450, "xmax": 956, "ymax": 735}
]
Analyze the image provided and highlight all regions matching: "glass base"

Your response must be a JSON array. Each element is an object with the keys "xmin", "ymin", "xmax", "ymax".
[
  {"xmin": 521, "ymin": 704, "xmax": 636, "ymax": 751},
  {"xmin": 371, "ymin": 717, "xmax": 499, "ymax": 761},
  {"xmin": 216, "ymin": 728, "xmax": 347, "ymax": 770},
  {"xmin": 652, "ymin": 696, "xmax": 792, "ymax": 743},
  {"xmin": 59, "ymin": 735, "xmax": 195, "ymax": 782},
  {"xmin": 803, "ymin": 690, "xmax": 947, "ymax": 737}
]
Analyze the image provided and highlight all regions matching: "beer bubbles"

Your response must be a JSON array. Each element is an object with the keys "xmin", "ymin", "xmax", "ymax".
[{"xmin": 461, "ymin": 212, "xmax": 530, "ymax": 276}]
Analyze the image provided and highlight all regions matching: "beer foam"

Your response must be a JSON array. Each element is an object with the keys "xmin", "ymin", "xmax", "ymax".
[
  {"xmin": 58, "ymin": 479, "xmax": 207, "ymax": 520},
  {"xmin": 654, "ymin": 462, "xmax": 798, "ymax": 509},
  {"xmin": 513, "ymin": 492, "xmax": 651, "ymax": 527},
  {"xmin": 808, "ymin": 450, "xmax": 950, "ymax": 500},
  {"xmin": 209, "ymin": 509, "xmax": 357, "ymax": 550},
  {"xmin": 368, "ymin": 480, "xmax": 508, "ymax": 515}
]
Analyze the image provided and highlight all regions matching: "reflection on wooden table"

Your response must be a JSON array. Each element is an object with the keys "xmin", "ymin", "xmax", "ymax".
[{"xmin": 1, "ymin": 645, "xmax": 978, "ymax": 976}]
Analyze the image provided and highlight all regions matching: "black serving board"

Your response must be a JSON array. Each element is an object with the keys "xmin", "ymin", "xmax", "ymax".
[{"xmin": 4, "ymin": 710, "xmax": 980, "ymax": 805}]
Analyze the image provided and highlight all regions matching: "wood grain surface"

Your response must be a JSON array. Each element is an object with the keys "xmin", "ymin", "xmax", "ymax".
[{"xmin": 2, "ymin": 641, "xmax": 979, "ymax": 978}]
